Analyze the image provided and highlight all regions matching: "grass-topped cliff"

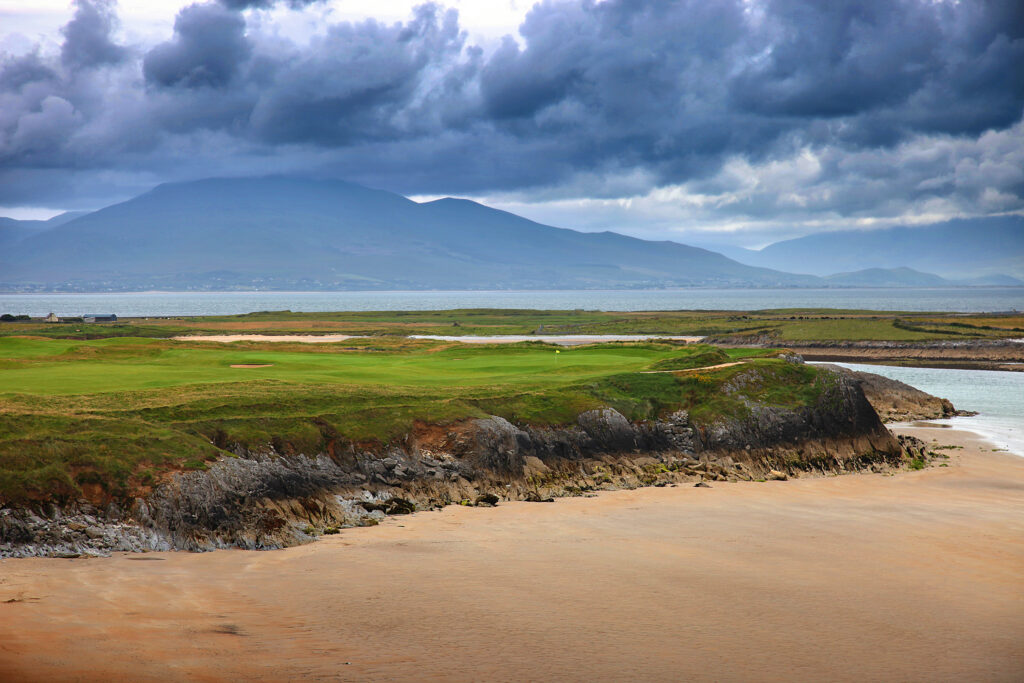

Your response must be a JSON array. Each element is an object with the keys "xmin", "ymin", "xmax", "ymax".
[{"xmin": 0, "ymin": 336, "xmax": 828, "ymax": 504}]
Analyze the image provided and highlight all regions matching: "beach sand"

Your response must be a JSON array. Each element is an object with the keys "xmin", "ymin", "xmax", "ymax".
[{"xmin": 1, "ymin": 426, "xmax": 1022, "ymax": 681}]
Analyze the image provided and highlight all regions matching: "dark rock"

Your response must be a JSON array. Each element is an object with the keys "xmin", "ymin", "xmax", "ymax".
[
  {"xmin": 819, "ymin": 364, "xmax": 963, "ymax": 423},
  {"xmin": 694, "ymin": 482, "xmax": 712, "ymax": 488},
  {"xmin": 385, "ymin": 498, "xmax": 416, "ymax": 515},
  {"xmin": 474, "ymin": 493, "xmax": 500, "ymax": 507},
  {"xmin": 466, "ymin": 417, "xmax": 527, "ymax": 473},
  {"xmin": 524, "ymin": 492, "xmax": 555, "ymax": 503},
  {"xmin": 578, "ymin": 408, "xmax": 636, "ymax": 451}
]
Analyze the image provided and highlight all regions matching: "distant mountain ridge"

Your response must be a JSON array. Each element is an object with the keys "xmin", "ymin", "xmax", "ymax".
[
  {"xmin": 721, "ymin": 217, "xmax": 1024, "ymax": 279},
  {"xmin": 822, "ymin": 267, "xmax": 1022, "ymax": 288},
  {"xmin": 1, "ymin": 178, "xmax": 1019, "ymax": 292},
  {"xmin": 0, "ymin": 212, "xmax": 88, "ymax": 250},
  {"xmin": 0, "ymin": 177, "xmax": 817, "ymax": 291}
]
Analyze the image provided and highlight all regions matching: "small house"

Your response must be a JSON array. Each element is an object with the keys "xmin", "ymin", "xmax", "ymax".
[
  {"xmin": 44, "ymin": 312, "xmax": 59, "ymax": 323},
  {"xmin": 83, "ymin": 313, "xmax": 117, "ymax": 323}
]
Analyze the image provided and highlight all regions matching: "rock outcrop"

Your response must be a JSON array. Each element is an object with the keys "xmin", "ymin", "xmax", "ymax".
[
  {"xmin": 2, "ymin": 374, "xmax": 920, "ymax": 558},
  {"xmin": 819, "ymin": 364, "xmax": 970, "ymax": 422}
]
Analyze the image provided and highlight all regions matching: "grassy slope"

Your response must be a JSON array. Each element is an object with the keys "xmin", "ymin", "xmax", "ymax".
[{"xmin": 0, "ymin": 336, "xmax": 819, "ymax": 503}]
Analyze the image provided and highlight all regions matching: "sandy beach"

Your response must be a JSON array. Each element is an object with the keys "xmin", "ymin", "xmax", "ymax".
[{"xmin": 1, "ymin": 426, "xmax": 1022, "ymax": 682}]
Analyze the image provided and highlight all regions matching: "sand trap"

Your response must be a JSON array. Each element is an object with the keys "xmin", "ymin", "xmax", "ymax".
[
  {"xmin": 175, "ymin": 334, "xmax": 358, "ymax": 343},
  {"xmin": 2, "ymin": 427, "xmax": 1021, "ymax": 681},
  {"xmin": 229, "ymin": 364, "xmax": 274, "ymax": 368}
]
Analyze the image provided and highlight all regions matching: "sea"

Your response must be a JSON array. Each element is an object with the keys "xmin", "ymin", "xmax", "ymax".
[
  {"xmin": 823, "ymin": 363, "xmax": 1024, "ymax": 457},
  {"xmin": 1, "ymin": 287, "xmax": 1022, "ymax": 317}
]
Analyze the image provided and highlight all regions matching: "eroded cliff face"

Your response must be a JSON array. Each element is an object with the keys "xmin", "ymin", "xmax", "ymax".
[{"xmin": 1, "ymin": 375, "xmax": 916, "ymax": 558}]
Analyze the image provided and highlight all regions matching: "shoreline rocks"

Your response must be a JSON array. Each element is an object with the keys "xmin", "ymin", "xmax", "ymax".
[
  {"xmin": 819, "ymin": 364, "xmax": 976, "ymax": 423},
  {"xmin": 1, "ymin": 375, "xmax": 928, "ymax": 558}
]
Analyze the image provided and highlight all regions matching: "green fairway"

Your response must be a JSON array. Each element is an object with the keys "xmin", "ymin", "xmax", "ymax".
[
  {"xmin": 0, "ymin": 335, "xmax": 822, "ymax": 503},
  {"xmin": 0, "ymin": 337, "xmax": 692, "ymax": 395}
]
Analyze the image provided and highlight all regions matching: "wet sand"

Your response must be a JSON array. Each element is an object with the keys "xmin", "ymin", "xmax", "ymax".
[{"xmin": 1, "ymin": 427, "xmax": 1022, "ymax": 681}]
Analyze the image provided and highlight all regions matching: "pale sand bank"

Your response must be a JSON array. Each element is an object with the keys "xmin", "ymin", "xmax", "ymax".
[
  {"xmin": 411, "ymin": 334, "xmax": 704, "ymax": 345},
  {"xmin": 173, "ymin": 334, "xmax": 359, "ymax": 343},
  {"xmin": 175, "ymin": 333, "xmax": 704, "ymax": 345},
  {"xmin": 1, "ymin": 427, "xmax": 1021, "ymax": 681}
]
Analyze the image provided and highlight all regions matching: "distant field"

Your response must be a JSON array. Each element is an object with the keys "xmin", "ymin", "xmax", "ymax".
[
  {"xmin": 0, "ymin": 336, "xmax": 813, "ymax": 503},
  {"xmin": 1, "ymin": 308, "xmax": 1022, "ymax": 342}
]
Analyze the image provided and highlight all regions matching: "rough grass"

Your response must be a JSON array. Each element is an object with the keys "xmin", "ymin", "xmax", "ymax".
[{"xmin": 0, "ymin": 336, "xmax": 834, "ymax": 503}]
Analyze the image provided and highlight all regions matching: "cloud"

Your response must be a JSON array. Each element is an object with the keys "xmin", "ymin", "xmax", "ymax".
[
  {"xmin": 0, "ymin": 0, "xmax": 1020, "ymax": 242},
  {"xmin": 248, "ymin": 3, "xmax": 467, "ymax": 144},
  {"xmin": 143, "ymin": 3, "xmax": 251, "ymax": 88},
  {"xmin": 218, "ymin": 0, "xmax": 321, "ymax": 9},
  {"xmin": 60, "ymin": 0, "xmax": 127, "ymax": 71},
  {"xmin": 478, "ymin": 121, "xmax": 1024, "ymax": 246}
]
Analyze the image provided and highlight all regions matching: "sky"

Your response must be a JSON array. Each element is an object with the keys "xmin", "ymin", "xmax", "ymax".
[{"xmin": 0, "ymin": 0, "xmax": 1021, "ymax": 247}]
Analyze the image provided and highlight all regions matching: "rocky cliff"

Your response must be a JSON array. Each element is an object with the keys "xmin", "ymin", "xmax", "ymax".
[
  {"xmin": 1, "ymin": 373, "xmax": 919, "ymax": 558},
  {"xmin": 818, "ymin": 364, "xmax": 972, "ymax": 422}
]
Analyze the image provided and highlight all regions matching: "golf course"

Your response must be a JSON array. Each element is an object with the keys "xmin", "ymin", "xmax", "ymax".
[
  {"xmin": 2, "ymin": 307, "xmax": 1020, "ymax": 507},
  {"xmin": 0, "ymin": 331, "xmax": 818, "ymax": 504}
]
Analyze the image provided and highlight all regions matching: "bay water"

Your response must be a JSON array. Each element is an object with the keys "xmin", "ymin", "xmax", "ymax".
[{"xmin": 1, "ymin": 287, "xmax": 1022, "ymax": 317}]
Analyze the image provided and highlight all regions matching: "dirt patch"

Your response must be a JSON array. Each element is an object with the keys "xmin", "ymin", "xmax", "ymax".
[{"xmin": 640, "ymin": 361, "xmax": 743, "ymax": 374}]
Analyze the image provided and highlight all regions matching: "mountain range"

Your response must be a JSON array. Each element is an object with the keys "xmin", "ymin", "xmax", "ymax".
[
  {"xmin": 0, "ymin": 177, "xmax": 1020, "ymax": 292},
  {"xmin": 705, "ymin": 217, "xmax": 1024, "ymax": 280}
]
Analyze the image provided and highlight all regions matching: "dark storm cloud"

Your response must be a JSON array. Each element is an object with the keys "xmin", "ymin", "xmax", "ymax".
[
  {"xmin": 0, "ymin": 52, "xmax": 59, "ymax": 92},
  {"xmin": 729, "ymin": 0, "xmax": 1024, "ymax": 139},
  {"xmin": 0, "ymin": 0, "xmax": 1021, "ymax": 220},
  {"xmin": 475, "ymin": 0, "xmax": 1024, "ymax": 185},
  {"xmin": 248, "ymin": 3, "xmax": 466, "ymax": 144},
  {"xmin": 143, "ymin": 3, "xmax": 251, "ymax": 88},
  {"xmin": 60, "ymin": 0, "xmax": 127, "ymax": 71}
]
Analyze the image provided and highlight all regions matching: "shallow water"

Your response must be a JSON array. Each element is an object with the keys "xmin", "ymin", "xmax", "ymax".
[
  {"xmin": 824, "ymin": 362, "xmax": 1024, "ymax": 456},
  {"xmin": 2, "ymin": 287, "xmax": 1022, "ymax": 317}
]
